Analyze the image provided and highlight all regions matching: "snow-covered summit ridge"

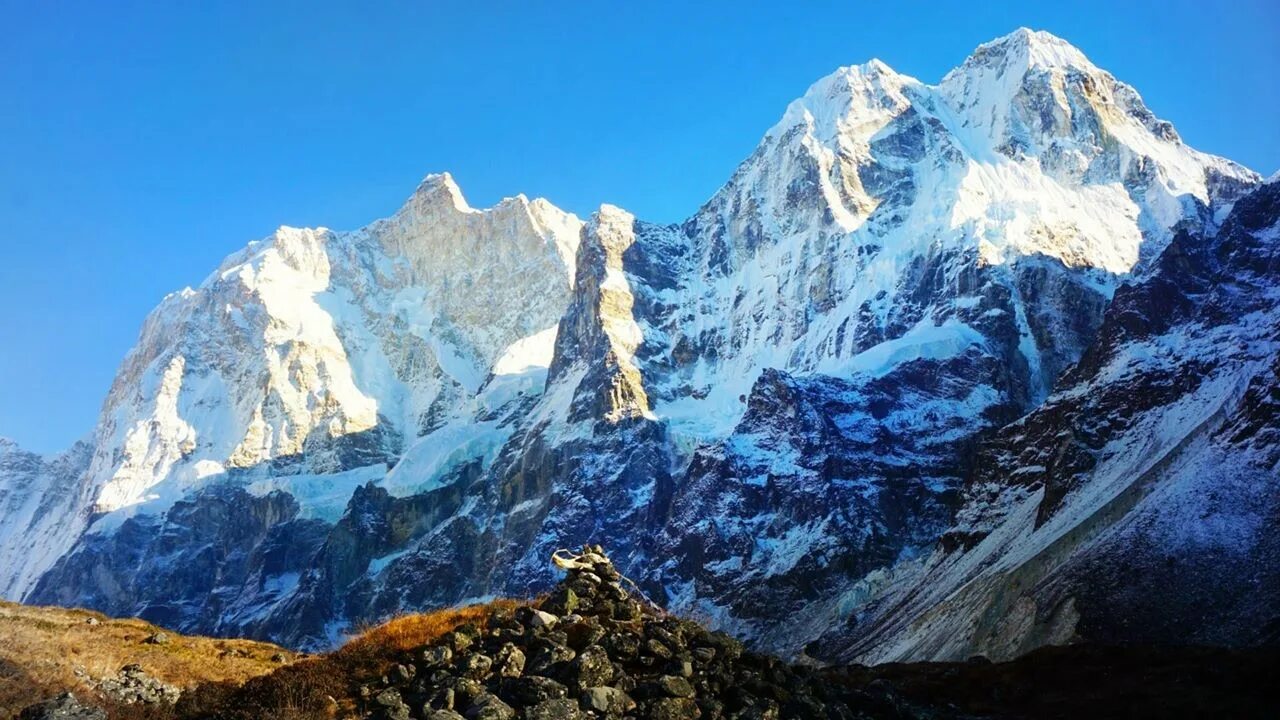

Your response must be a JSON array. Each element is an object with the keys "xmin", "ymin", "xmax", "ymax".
[
  {"xmin": 755, "ymin": 28, "xmax": 1257, "ymax": 280},
  {"xmin": 956, "ymin": 27, "xmax": 1095, "ymax": 74},
  {"xmin": 0, "ymin": 173, "xmax": 585, "ymax": 600}
]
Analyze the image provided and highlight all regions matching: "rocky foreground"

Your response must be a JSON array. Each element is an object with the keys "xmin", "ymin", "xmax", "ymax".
[
  {"xmin": 351, "ymin": 546, "xmax": 902, "ymax": 720},
  {"xmin": 11, "ymin": 547, "xmax": 1279, "ymax": 719},
  {"xmin": 174, "ymin": 549, "xmax": 1277, "ymax": 720}
]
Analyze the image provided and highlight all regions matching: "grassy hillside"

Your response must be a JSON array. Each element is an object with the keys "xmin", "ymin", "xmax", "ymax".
[{"xmin": 0, "ymin": 600, "xmax": 295, "ymax": 719}]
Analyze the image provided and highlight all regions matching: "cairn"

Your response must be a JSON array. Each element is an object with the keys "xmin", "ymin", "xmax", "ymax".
[{"xmin": 361, "ymin": 545, "xmax": 894, "ymax": 720}]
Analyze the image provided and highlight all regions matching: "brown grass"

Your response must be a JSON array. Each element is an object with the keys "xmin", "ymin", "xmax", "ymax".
[
  {"xmin": 0, "ymin": 597, "xmax": 527, "ymax": 720},
  {"xmin": 0, "ymin": 600, "xmax": 294, "ymax": 720},
  {"xmin": 336, "ymin": 600, "xmax": 520, "ymax": 663},
  {"xmin": 174, "ymin": 600, "xmax": 522, "ymax": 720}
]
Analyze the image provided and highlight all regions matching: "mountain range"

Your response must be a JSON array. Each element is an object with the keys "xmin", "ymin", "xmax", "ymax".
[{"xmin": 1, "ymin": 28, "xmax": 1275, "ymax": 663}]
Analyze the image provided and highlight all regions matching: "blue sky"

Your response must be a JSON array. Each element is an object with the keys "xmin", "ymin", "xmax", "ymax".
[{"xmin": 2, "ymin": 1, "xmax": 1277, "ymax": 453}]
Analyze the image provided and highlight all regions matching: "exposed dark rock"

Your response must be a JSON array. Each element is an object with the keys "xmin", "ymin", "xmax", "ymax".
[
  {"xmin": 17, "ymin": 693, "xmax": 105, "ymax": 720},
  {"xmin": 357, "ymin": 546, "xmax": 935, "ymax": 720}
]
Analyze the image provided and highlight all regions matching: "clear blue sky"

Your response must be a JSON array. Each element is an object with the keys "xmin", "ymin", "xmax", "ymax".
[{"xmin": 2, "ymin": 1, "xmax": 1277, "ymax": 453}]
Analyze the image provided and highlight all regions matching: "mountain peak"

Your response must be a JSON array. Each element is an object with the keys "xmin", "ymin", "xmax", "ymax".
[
  {"xmin": 768, "ymin": 57, "xmax": 917, "ymax": 142},
  {"xmin": 940, "ymin": 28, "xmax": 1098, "ymax": 106},
  {"xmin": 972, "ymin": 27, "xmax": 1094, "ymax": 72},
  {"xmin": 407, "ymin": 171, "xmax": 473, "ymax": 213}
]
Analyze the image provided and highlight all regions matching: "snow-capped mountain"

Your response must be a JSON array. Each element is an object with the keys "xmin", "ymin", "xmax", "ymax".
[
  {"xmin": 826, "ymin": 175, "xmax": 1280, "ymax": 662},
  {"xmin": 3, "ymin": 29, "xmax": 1272, "ymax": 660},
  {"xmin": 2, "ymin": 174, "xmax": 581, "ymax": 602}
]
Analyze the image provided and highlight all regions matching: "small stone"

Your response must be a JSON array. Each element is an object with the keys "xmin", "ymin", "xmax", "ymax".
[
  {"xmin": 701, "ymin": 632, "xmax": 743, "ymax": 661},
  {"xmin": 700, "ymin": 697, "xmax": 727, "ymax": 718},
  {"xmin": 464, "ymin": 692, "xmax": 515, "ymax": 720},
  {"xmin": 372, "ymin": 689, "xmax": 412, "ymax": 720},
  {"xmin": 499, "ymin": 675, "xmax": 569, "ymax": 705},
  {"xmin": 612, "ymin": 600, "xmax": 643, "ymax": 621},
  {"xmin": 651, "ymin": 697, "xmax": 701, "ymax": 719},
  {"xmin": 270, "ymin": 652, "xmax": 287, "ymax": 663},
  {"xmin": 657, "ymin": 675, "xmax": 696, "ymax": 698},
  {"xmin": 730, "ymin": 701, "xmax": 779, "ymax": 720},
  {"xmin": 525, "ymin": 698, "xmax": 582, "ymax": 720},
  {"xmin": 84, "ymin": 617, "xmax": 101, "ymax": 626},
  {"xmin": 423, "ymin": 645, "xmax": 454, "ymax": 666},
  {"xmin": 646, "ymin": 638, "xmax": 673, "ymax": 660},
  {"xmin": 496, "ymin": 644, "xmax": 525, "ymax": 678},
  {"xmin": 544, "ymin": 586, "xmax": 579, "ymax": 615},
  {"xmin": 581, "ymin": 686, "xmax": 636, "ymax": 715},
  {"xmin": 529, "ymin": 610, "xmax": 560, "ymax": 629},
  {"xmin": 564, "ymin": 619, "xmax": 606, "ymax": 650},
  {"xmin": 142, "ymin": 632, "xmax": 169, "ymax": 645},
  {"xmin": 458, "ymin": 653, "xmax": 493, "ymax": 679},
  {"xmin": 570, "ymin": 645, "xmax": 613, "ymax": 688},
  {"xmin": 452, "ymin": 677, "xmax": 485, "ymax": 705},
  {"xmin": 426, "ymin": 686, "xmax": 456, "ymax": 711},
  {"xmin": 444, "ymin": 630, "xmax": 475, "ymax": 653},
  {"xmin": 604, "ymin": 631, "xmax": 640, "ymax": 658},
  {"xmin": 527, "ymin": 643, "xmax": 576, "ymax": 676}
]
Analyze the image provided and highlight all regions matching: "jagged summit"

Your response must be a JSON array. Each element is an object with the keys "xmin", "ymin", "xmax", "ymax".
[
  {"xmin": 749, "ymin": 27, "xmax": 1257, "ymax": 282},
  {"xmin": 409, "ymin": 171, "xmax": 474, "ymax": 213},
  {"xmin": 775, "ymin": 29, "xmax": 1101, "ymax": 145},
  {"xmin": 959, "ymin": 27, "xmax": 1095, "ymax": 73}
]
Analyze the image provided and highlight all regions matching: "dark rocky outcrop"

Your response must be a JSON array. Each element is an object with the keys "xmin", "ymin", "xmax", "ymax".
[
  {"xmin": 349, "ymin": 547, "xmax": 935, "ymax": 720},
  {"xmin": 17, "ymin": 693, "xmax": 106, "ymax": 720}
]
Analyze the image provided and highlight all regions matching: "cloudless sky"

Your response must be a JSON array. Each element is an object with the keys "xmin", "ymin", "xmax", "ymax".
[{"xmin": 2, "ymin": 1, "xmax": 1278, "ymax": 453}]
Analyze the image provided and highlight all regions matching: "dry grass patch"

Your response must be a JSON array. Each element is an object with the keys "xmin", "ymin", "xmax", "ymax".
[
  {"xmin": 175, "ymin": 600, "xmax": 521, "ymax": 720},
  {"xmin": 0, "ymin": 600, "xmax": 294, "ymax": 720},
  {"xmin": 337, "ymin": 600, "xmax": 521, "ymax": 663}
]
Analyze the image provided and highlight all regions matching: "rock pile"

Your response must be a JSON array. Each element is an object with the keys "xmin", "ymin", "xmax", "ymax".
[
  {"xmin": 359, "ymin": 546, "xmax": 906, "ymax": 720},
  {"xmin": 94, "ymin": 663, "xmax": 182, "ymax": 705}
]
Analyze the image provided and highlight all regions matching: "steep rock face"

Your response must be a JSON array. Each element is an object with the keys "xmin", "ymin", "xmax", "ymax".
[
  {"xmin": 831, "ymin": 179, "xmax": 1280, "ymax": 662},
  {"xmin": 0, "ymin": 439, "xmax": 93, "ymax": 597},
  {"xmin": 31, "ymin": 488, "xmax": 326, "ymax": 635},
  {"xmin": 17, "ymin": 176, "xmax": 581, "ymax": 610},
  {"xmin": 10, "ymin": 29, "xmax": 1268, "ymax": 658}
]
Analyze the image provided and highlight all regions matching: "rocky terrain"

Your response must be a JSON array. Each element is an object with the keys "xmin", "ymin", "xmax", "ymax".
[
  {"xmin": 0, "ymin": 599, "xmax": 293, "ymax": 720},
  {"xmin": 0, "ymin": 27, "xmax": 1275, "ymax": 669},
  {"xmin": 11, "ymin": 549, "xmax": 1278, "ymax": 719}
]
